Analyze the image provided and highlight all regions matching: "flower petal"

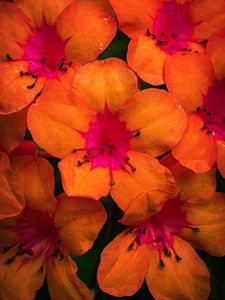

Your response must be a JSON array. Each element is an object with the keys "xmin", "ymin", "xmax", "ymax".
[
  {"xmin": 109, "ymin": 0, "xmax": 161, "ymax": 37},
  {"xmin": 28, "ymin": 81, "xmax": 93, "ymax": 158},
  {"xmin": 97, "ymin": 230, "xmax": 151, "ymax": 297},
  {"xmin": 165, "ymin": 53, "xmax": 215, "ymax": 112},
  {"xmin": 119, "ymin": 88, "xmax": 187, "ymax": 157},
  {"xmin": 0, "ymin": 107, "xmax": 27, "ymax": 153},
  {"xmin": 146, "ymin": 236, "xmax": 210, "ymax": 300},
  {"xmin": 206, "ymin": 27, "xmax": 225, "ymax": 81},
  {"xmin": 111, "ymin": 151, "xmax": 175, "ymax": 218},
  {"xmin": 161, "ymin": 153, "xmax": 216, "ymax": 199},
  {"xmin": 56, "ymin": 0, "xmax": 117, "ymax": 64},
  {"xmin": 180, "ymin": 193, "xmax": 225, "ymax": 256},
  {"xmin": 47, "ymin": 254, "xmax": 92, "ymax": 300},
  {"xmin": 72, "ymin": 58, "xmax": 138, "ymax": 112},
  {"xmin": 216, "ymin": 140, "xmax": 225, "ymax": 178},
  {"xmin": 15, "ymin": 0, "xmax": 73, "ymax": 26},
  {"xmin": 0, "ymin": 61, "xmax": 46, "ymax": 114},
  {"xmin": 11, "ymin": 155, "xmax": 57, "ymax": 215},
  {"xmin": 0, "ymin": 249, "xmax": 45, "ymax": 300},
  {"xmin": 54, "ymin": 193, "xmax": 107, "ymax": 256},
  {"xmin": 127, "ymin": 35, "xmax": 168, "ymax": 85},
  {"xmin": 172, "ymin": 114, "xmax": 216, "ymax": 173},
  {"xmin": 0, "ymin": 152, "xmax": 25, "ymax": 219},
  {"xmin": 59, "ymin": 152, "xmax": 111, "ymax": 200}
]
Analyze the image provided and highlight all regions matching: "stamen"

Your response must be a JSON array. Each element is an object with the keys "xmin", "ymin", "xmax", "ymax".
[
  {"xmin": 6, "ymin": 54, "xmax": 13, "ymax": 61},
  {"xmin": 160, "ymin": 259, "xmax": 165, "ymax": 268},
  {"xmin": 128, "ymin": 242, "xmax": 135, "ymax": 251},
  {"xmin": 196, "ymin": 106, "xmax": 201, "ymax": 112},
  {"xmin": 200, "ymin": 39, "xmax": 208, "ymax": 44},
  {"xmin": 152, "ymin": 34, "xmax": 156, "ymax": 39},
  {"xmin": 202, "ymin": 125, "xmax": 208, "ymax": 130},
  {"xmin": 176, "ymin": 255, "xmax": 182, "ymax": 261},
  {"xmin": 58, "ymin": 252, "xmax": 64, "ymax": 261},
  {"xmin": 192, "ymin": 227, "xmax": 200, "ymax": 232},
  {"xmin": 164, "ymin": 246, "xmax": 171, "ymax": 257},
  {"xmin": 156, "ymin": 40, "xmax": 164, "ymax": 45},
  {"xmin": 38, "ymin": 266, "xmax": 44, "ymax": 273},
  {"xmin": 146, "ymin": 29, "xmax": 151, "ymax": 36}
]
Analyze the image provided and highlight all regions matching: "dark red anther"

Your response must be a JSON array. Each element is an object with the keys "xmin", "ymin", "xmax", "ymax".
[
  {"xmin": 1, "ymin": 246, "xmax": 11, "ymax": 253},
  {"xmin": 51, "ymin": 249, "xmax": 60, "ymax": 256},
  {"xmin": 134, "ymin": 130, "xmax": 141, "ymax": 137},
  {"xmin": 38, "ymin": 266, "xmax": 44, "ymax": 273},
  {"xmin": 6, "ymin": 54, "xmax": 13, "ymax": 61},
  {"xmin": 136, "ymin": 237, "xmax": 141, "ymax": 244},
  {"xmin": 207, "ymin": 129, "xmax": 213, "ymax": 135},
  {"xmin": 128, "ymin": 242, "xmax": 135, "ymax": 251},
  {"xmin": 58, "ymin": 252, "xmax": 64, "ymax": 261},
  {"xmin": 31, "ymin": 73, "xmax": 37, "ymax": 78},
  {"xmin": 176, "ymin": 255, "xmax": 182, "ymax": 261},
  {"xmin": 110, "ymin": 180, "xmax": 115, "ymax": 186},
  {"xmin": 195, "ymin": 50, "xmax": 199, "ymax": 53},
  {"xmin": 68, "ymin": 60, "xmax": 72, "ymax": 66},
  {"xmin": 125, "ymin": 157, "xmax": 130, "ymax": 161},
  {"xmin": 77, "ymin": 160, "xmax": 82, "ymax": 166},
  {"xmin": 56, "ymin": 239, "xmax": 62, "ymax": 244},
  {"xmin": 164, "ymin": 247, "xmax": 171, "ymax": 257},
  {"xmin": 137, "ymin": 228, "xmax": 142, "ymax": 234},
  {"xmin": 146, "ymin": 29, "xmax": 151, "ymax": 36},
  {"xmin": 131, "ymin": 166, "xmax": 136, "ymax": 172},
  {"xmin": 25, "ymin": 249, "xmax": 34, "ymax": 256},
  {"xmin": 207, "ymin": 111, "xmax": 212, "ymax": 116},
  {"xmin": 152, "ymin": 34, "xmax": 156, "ymax": 39},
  {"xmin": 200, "ymin": 39, "xmax": 208, "ymax": 44},
  {"xmin": 192, "ymin": 227, "xmax": 200, "ymax": 232},
  {"xmin": 156, "ymin": 40, "xmax": 164, "ymax": 45},
  {"xmin": 5, "ymin": 257, "xmax": 15, "ymax": 265},
  {"xmin": 160, "ymin": 259, "xmax": 165, "ymax": 268},
  {"xmin": 63, "ymin": 66, "xmax": 68, "ymax": 72},
  {"xmin": 27, "ymin": 81, "xmax": 37, "ymax": 89},
  {"xmin": 196, "ymin": 106, "xmax": 201, "ymax": 112},
  {"xmin": 202, "ymin": 125, "xmax": 208, "ymax": 130},
  {"xmin": 36, "ymin": 91, "xmax": 42, "ymax": 98},
  {"xmin": 129, "ymin": 228, "xmax": 133, "ymax": 234}
]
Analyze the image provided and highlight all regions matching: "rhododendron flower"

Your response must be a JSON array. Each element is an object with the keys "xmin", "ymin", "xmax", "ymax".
[
  {"xmin": 0, "ymin": 0, "xmax": 116, "ymax": 114},
  {"xmin": 0, "ymin": 154, "xmax": 106, "ymax": 300},
  {"xmin": 165, "ymin": 52, "xmax": 225, "ymax": 177},
  {"xmin": 97, "ymin": 155, "xmax": 225, "ymax": 300},
  {"xmin": 0, "ymin": 152, "xmax": 25, "ymax": 219},
  {"xmin": 28, "ymin": 58, "xmax": 187, "ymax": 218},
  {"xmin": 109, "ymin": 0, "xmax": 225, "ymax": 85}
]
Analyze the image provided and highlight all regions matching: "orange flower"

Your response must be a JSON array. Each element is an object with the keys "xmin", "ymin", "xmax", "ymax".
[
  {"xmin": 0, "ymin": 0, "xmax": 116, "ymax": 115},
  {"xmin": 165, "ymin": 50, "xmax": 225, "ymax": 177},
  {"xmin": 0, "ymin": 152, "xmax": 25, "ymax": 220},
  {"xmin": 0, "ymin": 153, "xmax": 107, "ymax": 300},
  {"xmin": 109, "ymin": 0, "xmax": 225, "ymax": 85},
  {"xmin": 28, "ymin": 58, "xmax": 187, "ymax": 217},
  {"xmin": 97, "ymin": 154, "xmax": 225, "ymax": 300}
]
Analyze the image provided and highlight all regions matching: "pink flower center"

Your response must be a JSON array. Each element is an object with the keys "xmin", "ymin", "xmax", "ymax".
[
  {"xmin": 146, "ymin": 1, "xmax": 207, "ymax": 55},
  {"xmin": 127, "ymin": 197, "xmax": 200, "ymax": 268},
  {"xmin": 196, "ymin": 79, "xmax": 225, "ymax": 140},
  {"xmin": 6, "ymin": 19, "xmax": 73, "ymax": 89},
  {"xmin": 0, "ymin": 209, "xmax": 62, "ymax": 273},
  {"xmin": 74, "ymin": 105, "xmax": 140, "ymax": 185}
]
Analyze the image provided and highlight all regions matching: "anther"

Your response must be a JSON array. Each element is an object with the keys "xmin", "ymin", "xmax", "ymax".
[
  {"xmin": 131, "ymin": 166, "xmax": 136, "ymax": 172},
  {"xmin": 200, "ymin": 39, "xmax": 208, "ymax": 44},
  {"xmin": 192, "ymin": 227, "xmax": 200, "ymax": 232},
  {"xmin": 207, "ymin": 129, "xmax": 213, "ymax": 135},
  {"xmin": 36, "ymin": 91, "xmax": 42, "ymax": 98},
  {"xmin": 51, "ymin": 249, "xmax": 60, "ymax": 256},
  {"xmin": 137, "ymin": 228, "xmax": 142, "ymax": 234},
  {"xmin": 164, "ymin": 247, "xmax": 171, "ymax": 257},
  {"xmin": 1, "ymin": 246, "xmax": 11, "ymax": 253},
  {"xmin": 27, "ymin": 82, "xmax": 36, "ymax": 89},
  {"xmin": 207, "ymin": 111, "xmax": 212, "ymax": 116},
  {"xmin": 134, "ymin": 130, "xmax": 141, "ymax": 136},
  {"xmin": 25, "ymin": 249, "xmax": 34, "ymax": 256},
  {"xmin": 5, "ymin": 257, "xmax": 15, "ymax": 265},
  {"xmin": 125, "ymin": 157, "xmax": 130, "ymax": 161},
  {"xmin": 160, "ymin": 259, "xmax": 165, "ymax": 268},
  {"xmin": 38, "ymin": 266, "xmax": 44, "ymax": 273},
  {"xmin": 77, "ymin": 160, "xmax": 82, "ymax": 166},
  {"xmin": 136, "ymin": 237, "xmax": 141, "ymax": 244},
  {"xmin": 6, "ymin": 54, "xmax": 13, "ymax": 61},
  {"xmin": 110, "ymin": 180, "xmax": 115, "ymax": 186},
  {"xmin": 146, "ymin": 29, "xmax": 151, "ymax": 36},
  {"xmin": 58, "ymin": 253, "xmax": 64, "ymax": 261},
  {"xmin": 20, "ymin": 71, "xmax": 25, "ymax": 76},
  {"xmin": 176, "ymin": 255, "xmax": 182, "ymax": 261},
  {"xmin": 196, "ymin": 106, "xmax": 201, "ymax": 112},
  {"xmin": 128, "ymin": 242, "xmax": 135, "ymax": 251},
  {"xmin": 195, "ymin": 50, "xmax": 199, "ymax": 53},
  {"xmin": 56, "ymin": 239, "xmax": 61, "ymax": 244},
  {"xmin": 202, "ymin": 125, "xmax": 208, "ymax": 130},
  {"xmin": 129, "ymin": 228, "xmax": 133, "ymax": 234},
  {"xmin": 156, "ymin": 40, "xmax": 164, "ymax": 45},
  {"xmin": 68, "ymin": 60, "xmax": 72, "ymax": 66},
  {"xmin": 63, "ymin": 66, "xmax": 68, "ymax": 72},
  {"xmin": 31, "ymin": 74, "xmax": 37, "ymax": 78},
  {"xmin": 152, "ymin": 34, "xmax": 156, "ymax": 39}
]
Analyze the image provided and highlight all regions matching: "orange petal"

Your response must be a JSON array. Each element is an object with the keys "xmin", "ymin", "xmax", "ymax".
[
  {"xmin": 0, "ymin": 218, "xmax": 18, "ymax": 249},
  {"xmin": 59, "ymin": 152, "xmax": 111, "ymax": 200},
  {"xmin": 206, "ymin": 27, "xmax": 225, "ymax": 81},
  {"xmin": 0, "ymin": 61, "xmax": 46, "ymax": 114},
  {"xmin": 161, "ymin": 153, "xmax": 216, "ymax": 199},
  {"xmin": 111, "ymin": 151, "xmax": 175, "ymax": 220},
  {"xmin": 0, "ymin": 152, "xmax": 25, "ymax": 219},
  {"xmin": 97, "ymin": 230, "xmax": 151, "ymax": 297},
  {"xmin": 127, "ymin": 35, "xmax": 168, "ymax": 85},
  {"xmin": 216, "ymin": 140, "xmax": 225, "ymax": 178},
  {"xmin": 47, "ymin": 254, "xmax": 92, "ymax": 300},
  {"xmin": 180, "ymin": 193, "xmax": 225, "ymax": 256},
  {"xmin": 98, "ymin": 0, "xmax": 115, "ymax": 15},
  {"xmin": 11, "ymin": 155, "xmax": 57, "ymax": 215},
  {"xmin": 0, "ymin": 107, "xmax": 27, "ymax": 153},
  {"xmin": 172, "ymin": 114, "xmax": 216, "ymax": 173},
  {"xmin": 28, "ymin": 81, "xmax": 93, "ymax": 158},
  {"xmin": 0, "ymin": 2, "xmax": 32, "ymax": 58},
  {"xmin": 56, "ymin": 0, "xmax": 117, "ymax": 64},
  {"xmin": 119, "ymin": 89, "xmax": 187, "ymax": 157},
  {"xmin": 146, "ymin": 236, "xmax": 210, "ymax": 300},
  {"xmin": 72, "ymin": 58, "xmax": 138, "ymax": 112},
  {"xmin": 54, "ymin": 193, "xmax": 107, "ymax": 255},
  {"xmin": 165, "ymin": 53, "xmax": 215, "ymax": 112},
  {"xmin": 109, "ymin": 0, "xmax": 161, "ymax": 37},
  {"xmin": 15, "ymin": 0, "xmax": 73, "ymax": 26},
  {"xmin": 0, "ymin": 249, "xmax": 45, "ymax": 300}
]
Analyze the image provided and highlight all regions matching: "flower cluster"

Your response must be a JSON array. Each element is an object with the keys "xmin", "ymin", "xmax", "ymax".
[{"xmin": 0, "ymin": 0, "xmax": 225, "ymax": 299}]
